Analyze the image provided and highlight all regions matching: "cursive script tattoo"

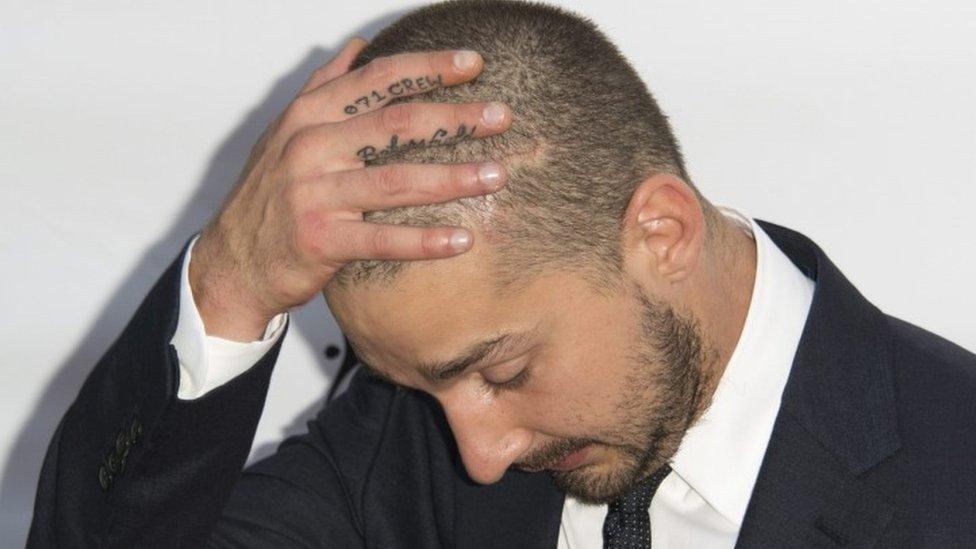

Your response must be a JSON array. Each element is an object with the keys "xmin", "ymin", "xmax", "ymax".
[
  {"xmin": 343, "ymin": 74, "xmax": 444, "ymax": 115},
  {"xmin": 356, "ymin": 123, "xmax": 477, "ymax": 162}
]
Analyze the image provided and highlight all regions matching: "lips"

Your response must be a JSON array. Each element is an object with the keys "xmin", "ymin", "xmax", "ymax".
[{"xmin": 550, "ymin": 444, "xmax": 591, "ymax": 471}]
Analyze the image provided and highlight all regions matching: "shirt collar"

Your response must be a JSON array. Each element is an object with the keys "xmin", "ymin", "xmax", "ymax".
[{"xmin": 667, "ymin": 205, "xmax": 816, "ymax": 527}]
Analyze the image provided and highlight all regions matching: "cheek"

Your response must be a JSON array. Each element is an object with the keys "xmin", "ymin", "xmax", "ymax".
[
  {"xmin": 549, "ymin": 344, "xmax": 634, "ymax": 403},
  {"xmin": 540, "ymin": 319, "xmax": 641, "ymax": 422},
  {"xmin": 528, "ymin": 359, "xmax": 629, "ymax": 434}
]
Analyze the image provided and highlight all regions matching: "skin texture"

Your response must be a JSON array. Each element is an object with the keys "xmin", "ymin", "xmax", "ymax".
[{"xmin": 323, "ymin": 172, "xmax": 757, "ymax": 504}]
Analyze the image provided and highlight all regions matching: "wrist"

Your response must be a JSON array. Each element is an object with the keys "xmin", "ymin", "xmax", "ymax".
[{"xmin": 188, "ymin": 237, "xmax": 277, "ymax": 342}]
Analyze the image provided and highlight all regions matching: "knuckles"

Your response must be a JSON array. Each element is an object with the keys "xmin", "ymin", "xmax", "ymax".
[
  {"xmin": 369, "ymin": 225, "xmax": 396, "ymax": 257},
  {"xmin": 308, "ymin": 64, "xmax": 334, "ymax": 86},
  {"xmin": 282, "ymin": 93, "xmax": 314, "ymax": 129},
  {"xmin": 443, "ymin": 165, "xmax": 467, "ymax": 194},
  {"xmin": 420, "ymin": 231, "xmax": 438, "ymax": 257},
  {"xmin": 375, "ymin": 165, "xmax": 411, "ymax": 196},
  {"xmin": 360, "ymin": 56, "xmax": 395, "ymax": 84},
  {"xmin": 282, "ymin": 180, "xmax": 313, "ymax": 217},
  {"xmin": 380, "ymin": 103, "xmax": 416, "ymax": 134},
  {"xmin": 292, "ymin": 208, "xmax": 331, "ymax": 259},
  {"xmin": 421, "ymin": 229, "xmax": 450, "ymax": 257},
  {"xmin": 281, "ymin": 127, "xmax": 325, "ymax": 167}
]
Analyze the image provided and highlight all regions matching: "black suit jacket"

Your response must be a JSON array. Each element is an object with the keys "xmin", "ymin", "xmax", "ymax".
[{"xmin": 28, "ymin": 220, "xmax": 976, "ymax": 548}]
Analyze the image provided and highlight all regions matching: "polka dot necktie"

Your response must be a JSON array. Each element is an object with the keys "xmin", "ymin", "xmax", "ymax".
[{"xmin": 602, "ymin": 463, "xmax": 673, "ymax": 548}]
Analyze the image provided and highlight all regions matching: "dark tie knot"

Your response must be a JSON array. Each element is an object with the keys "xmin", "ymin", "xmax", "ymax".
[
  {"xmin": 613, "ymin": 463, "xmax": 673, "ymax": 513},
  {"xmin": 603, "ymin": 463, "xmax": 673, "ymax": 549}
]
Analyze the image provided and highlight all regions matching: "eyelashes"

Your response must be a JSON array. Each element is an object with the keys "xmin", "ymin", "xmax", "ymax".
[{"xmin": 481, "ymin": 365, "xmax": 531, "ymax": 395}]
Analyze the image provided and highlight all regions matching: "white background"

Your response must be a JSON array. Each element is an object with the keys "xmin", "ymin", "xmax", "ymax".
[{"xmin": 2, "ymin": 0, "xmax": 974, "ymax": 543}]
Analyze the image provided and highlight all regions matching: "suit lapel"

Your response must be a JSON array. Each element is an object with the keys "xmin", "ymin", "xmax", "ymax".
[
  {"xmin": 733, "ymin": 409, "xmax": 896, "ymax": 547},
  {"xmin": 735, "ymin": 221, "xmax": 901, "ymax": 547}
]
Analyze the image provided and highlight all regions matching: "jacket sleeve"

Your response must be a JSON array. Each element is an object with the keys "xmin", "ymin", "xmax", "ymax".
[
  {"xmin": 25, "ymin": 235, "xmax": 303, "ymax": 548},
  {"xmin": 205, "ymin": 427, "xmax": 366, "ymax": 548},
  {"xmin": 203, "ymin": 361, "xmax": 407, "ymax": 548},
  {"xmin": 172, "ymin": 233, "xmax": 289, "ymax": 400}
]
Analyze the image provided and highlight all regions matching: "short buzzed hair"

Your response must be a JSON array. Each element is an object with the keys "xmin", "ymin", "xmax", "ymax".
[{"xmin": 327, "ymin": 0, "xmax": 716, "ymax": 298}]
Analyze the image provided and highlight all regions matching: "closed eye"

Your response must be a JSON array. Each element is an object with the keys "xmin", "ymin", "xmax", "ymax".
[{"xmin": 481, "ymin": 366, "xmax": 531, "ymax": 395}]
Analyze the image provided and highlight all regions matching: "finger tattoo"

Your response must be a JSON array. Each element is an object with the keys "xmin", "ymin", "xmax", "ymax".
[
  {"xmin": 356, "ymin": 123, "xmax": 477, "ymax": 162},
  {"xmin": 343, "ymin": 74, "xmax": 445, "ymax": 116}
]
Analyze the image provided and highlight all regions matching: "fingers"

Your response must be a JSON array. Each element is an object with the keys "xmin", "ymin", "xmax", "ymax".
[
  {"xmin": 279, "ymin": 47, "xmax": 504, "ymax": 266},
  {"xmin": 289, "ymin": 161, "xmax": 506, "ymax": 266},
  {"xmin": 321, "ymin": 219, "xmax": 475, "ymax": 262},
  {"xmin": 284, "ymin": 101, "xmax": 512, "ymax": 173},
  {"xmin": 328, "ymin": 50, "xmax": 483, "ymax": 118},
  {"xmin": 300, "ymin": 37, "xmax": 370, "ymax": 95},
  {"xmin": 288, "ymin": 49, "xmax": 484, "ymax": 127},
  {"xmin": 322, "ymin": 162, "xmax": 508, "ymax": 212}
]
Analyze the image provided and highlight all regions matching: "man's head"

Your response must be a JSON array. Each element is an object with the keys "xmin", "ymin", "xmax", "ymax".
[{"xmin": 323, "ymin": 0, "xmax": 753, "ymax": 504}]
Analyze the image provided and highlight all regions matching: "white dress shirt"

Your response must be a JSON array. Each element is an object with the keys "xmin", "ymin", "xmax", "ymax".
[
  {"xmin": 557, "ymin": 207, "xmax": 815, "ymax": 548},
  {"xmin": 169, "ymin": 206, "xmax": 815, "ymax": 547}
]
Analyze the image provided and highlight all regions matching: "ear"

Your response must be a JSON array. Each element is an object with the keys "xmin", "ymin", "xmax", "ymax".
[{"xmin": 622, "ymin": 173, "xmax": 705, "ymax": 283}]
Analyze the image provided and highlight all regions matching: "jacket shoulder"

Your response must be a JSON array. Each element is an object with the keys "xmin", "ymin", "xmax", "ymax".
[
  {"xmin": 885, "ymin": 314, "xmax": 976, "ymax": 393},
  {"xmin": 867, "ymin": 316, "xmax": 976, "ymax": 538}
]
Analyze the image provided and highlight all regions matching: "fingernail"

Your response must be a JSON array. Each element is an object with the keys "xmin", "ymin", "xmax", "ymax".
[
  {"xmin": 482, "ymin": 102, "xmax": 507, "ymax": 127},
  {"xmin": 453, "ymin": 50, "xmax": 480, "ymax": 71},
  {"xmin": 451, "ymin": 230, "xmax": 472, "ymax": 251},
  {"xmin": 478, "ymin": 163, "xmax": 505, "ymax": 190}
]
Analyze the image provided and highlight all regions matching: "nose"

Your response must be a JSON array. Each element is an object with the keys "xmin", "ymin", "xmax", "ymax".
[{"xmin": 438, "ymin": 391, "xmax": 533, "ymax": 484}]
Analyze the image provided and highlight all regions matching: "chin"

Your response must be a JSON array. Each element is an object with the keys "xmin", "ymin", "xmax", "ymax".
[{"xmin": 549, "ymin": 448, "xmax": 648, "ymax": 505}]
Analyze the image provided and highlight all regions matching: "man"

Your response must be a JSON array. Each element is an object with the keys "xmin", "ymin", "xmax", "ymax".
[{"xmin": 28, "ymin": 0, "xmax": 976, "ymax": 547}]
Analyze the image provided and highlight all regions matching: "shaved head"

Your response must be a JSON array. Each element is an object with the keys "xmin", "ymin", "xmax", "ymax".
[{"xmin": 324, "ymin": 0, "xmax": 718, "ymax": 299}]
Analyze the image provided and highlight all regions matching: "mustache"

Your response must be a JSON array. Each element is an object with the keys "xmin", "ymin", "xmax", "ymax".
[{"xmin": 510, "ymin": 437, "xmax": 594, "ymax": 472}]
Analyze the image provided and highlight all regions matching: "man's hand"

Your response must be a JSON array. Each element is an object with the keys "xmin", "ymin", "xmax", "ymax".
[{"xmin": 189, "ymin": 37, "xmax": 511, "ymax": 341}]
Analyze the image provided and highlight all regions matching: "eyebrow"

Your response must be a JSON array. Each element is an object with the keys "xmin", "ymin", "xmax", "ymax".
[{"xmin": 351, "ymin": 323, "xmax": 540, "ymax": 386}]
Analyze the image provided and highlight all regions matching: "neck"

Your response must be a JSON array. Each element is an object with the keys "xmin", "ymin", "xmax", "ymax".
[{"xmin": 693, "ymin": 213, "xmax": 759, "ymax": 417}]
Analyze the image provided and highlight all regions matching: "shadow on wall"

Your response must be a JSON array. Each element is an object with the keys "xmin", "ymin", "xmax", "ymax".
[{"xmin": 0, "ymin": 9, "xmax": 409, "ymax": 544}]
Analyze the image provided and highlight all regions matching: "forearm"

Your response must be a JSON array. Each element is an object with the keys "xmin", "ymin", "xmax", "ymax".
[{"xmin": 27, "ymin": 235, "xmax": 288, "ymax": 548}]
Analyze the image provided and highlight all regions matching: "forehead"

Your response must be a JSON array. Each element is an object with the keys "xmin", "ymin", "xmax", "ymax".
[
  {"xmin": 324, "ymin": 239, "xmax": 559, "ymax": 374},
  {"xmin": 326, "ymin": 237, "xmax": 512, "ymax": 356}
]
